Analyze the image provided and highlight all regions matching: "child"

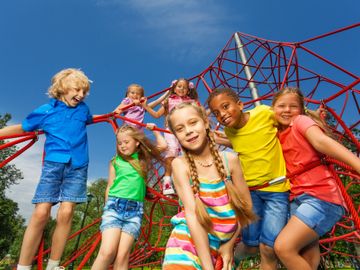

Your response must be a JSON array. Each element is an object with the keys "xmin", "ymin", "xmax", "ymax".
[
  {"xmin": 143, "ymin": 78, "xmax": 199, "ymax": 195},
  {"xmin": 272, "ymin": 87, "xmax": 360, "ymax": 270},
  {"xmin": 162, "ymin": 102, "xmax": 256, "ymax": 270},
  {"xmin": 113, "ymin": 83, "xmax": 169, "ymax": 129},
  {"xmin": 91, "ymin": 124, "xmax": 166, "ymax": 270},
  {"xmin": 0, "ymin": 68, "xmax": 93, "ymax": 270},
  {"xmin": 207, "ymin": 88, "xmax": 290, "ymax": 270}
]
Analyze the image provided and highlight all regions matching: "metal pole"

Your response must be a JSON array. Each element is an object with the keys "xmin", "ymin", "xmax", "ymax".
[
  {"xmin": 68, "ymin": 193, "xmax": 94, "ymax": 270},
  {"xmin": 234, "ymin": 33, "xmax": 261, "ymax": 106}
]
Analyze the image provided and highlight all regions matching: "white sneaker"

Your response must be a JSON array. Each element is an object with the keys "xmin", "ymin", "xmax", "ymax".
[
  {"xmin": 163, "ymin": 182, "xmax": 175, "ymax": 195},
  {"xmin": 53, "ymin": 267, "xmax": 65, "ymax": 270}
]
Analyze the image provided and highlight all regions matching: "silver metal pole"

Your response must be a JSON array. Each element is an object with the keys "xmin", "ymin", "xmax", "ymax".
[{"xmin": 234, "ymin": 33, "xmax": 261, "ymax": 106}]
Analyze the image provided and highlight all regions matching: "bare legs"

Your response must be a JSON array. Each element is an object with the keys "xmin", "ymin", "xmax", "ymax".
[
  {"xmin": 49, "ymin": 202, "xmax": 76, "ymax": 260},
  {"xmin": 18, "ymin": 202, "xmax": 76, "ymax": 266},
  {"xmin": 274, "ymin": 216, "xmax": 319, "ymax": 270},
  {"xmin": 91, "ymin": 229, "xmax": 135, "ymax": 270},
  {"xmin": 19, "ymin": 203, "xmax": 52, "ymax": 265}
]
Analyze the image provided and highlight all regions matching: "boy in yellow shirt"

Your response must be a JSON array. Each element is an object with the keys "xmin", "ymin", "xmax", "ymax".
[{"xmin": 208, "ymin": 88, "xmax": 289, "ymax": 270}]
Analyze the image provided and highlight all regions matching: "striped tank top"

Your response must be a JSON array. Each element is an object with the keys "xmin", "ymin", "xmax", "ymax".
[{"xmin": 163, "ymin": 152, "xmax": 238, "ymax": 269}]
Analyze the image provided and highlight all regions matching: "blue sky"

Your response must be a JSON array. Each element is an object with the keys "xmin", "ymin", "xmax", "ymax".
[{"xmin": 1, "ymin": 0, "xmax": 359, "ymax": 221}]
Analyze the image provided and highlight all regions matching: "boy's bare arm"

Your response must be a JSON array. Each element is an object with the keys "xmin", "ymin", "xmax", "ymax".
[{"xmin": 0, "ymin": 124, "xmax": 25, "ymax": 137}]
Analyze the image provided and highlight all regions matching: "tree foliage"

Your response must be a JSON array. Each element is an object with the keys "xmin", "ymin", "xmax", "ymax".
[
  {"xmin": 0, "ymin": 114, "xmax": 25, "ymax": 259},
  {"xmin": 0, "ymin": 114, "xmax": 23, "ymax": 193}
]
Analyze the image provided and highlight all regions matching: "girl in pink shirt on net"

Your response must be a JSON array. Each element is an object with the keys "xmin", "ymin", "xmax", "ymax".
[
  {"xmin": 272, "ymin": 87, "xmax": 360, "ymax": 270},
  {"xmin": 143, "ymin": 78, "xmax": 199, "ymax": 195}
]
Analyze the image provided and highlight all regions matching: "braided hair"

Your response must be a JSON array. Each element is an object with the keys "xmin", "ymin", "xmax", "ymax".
[{"xmin": 167, "ymin": 102, "xmax": 256, "ymax": 232}]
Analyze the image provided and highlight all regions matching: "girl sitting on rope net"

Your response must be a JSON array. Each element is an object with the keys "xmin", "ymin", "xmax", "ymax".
[{"xmin": 272, "ymin": 87, "xmax": 360, "ymax": 270}]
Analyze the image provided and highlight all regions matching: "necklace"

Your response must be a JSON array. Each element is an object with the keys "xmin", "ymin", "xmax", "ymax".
[{"xmin": 194, "ymin": 158, "xmax": 214, "ymax": 167}]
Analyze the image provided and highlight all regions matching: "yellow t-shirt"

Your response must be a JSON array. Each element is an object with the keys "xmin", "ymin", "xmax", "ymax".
[{"xmin": 225, "ymin": 105, "xmax": 289, "ymax": 192}]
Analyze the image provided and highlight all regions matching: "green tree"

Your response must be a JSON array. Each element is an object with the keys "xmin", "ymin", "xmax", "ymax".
[{"xmin": 0, "ymin": 114, "xmax": 26, "ymax": 259}]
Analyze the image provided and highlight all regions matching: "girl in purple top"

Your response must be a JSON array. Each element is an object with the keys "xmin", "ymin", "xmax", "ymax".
[
  {"xmin": 143, "ymin": 78, "xmax": 199, "ymax": 195},
  {"xmin": 113, "ymin": 84, "xmax": 168, "ymax": 129}
]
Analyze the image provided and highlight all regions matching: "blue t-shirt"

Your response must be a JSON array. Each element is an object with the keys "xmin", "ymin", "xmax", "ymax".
[{"xmin": 22, "ymin": 98, "xmax": 93, "ymax": 168}]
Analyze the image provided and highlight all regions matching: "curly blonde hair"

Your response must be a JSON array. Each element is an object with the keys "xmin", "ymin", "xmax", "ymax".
[
  {"xmin": 167, "ymin": 102, "xmax": 256, "ymax": 233},
  {"xmin": 48, "ymin": 68, "xmax": 91, "ymax": 99}
]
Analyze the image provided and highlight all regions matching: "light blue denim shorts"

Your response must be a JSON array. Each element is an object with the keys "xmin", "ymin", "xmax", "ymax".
[
  {"xmin": 290, "ymin": 193, "xmax": 345, "ymax": 236},
  {"xmin": 100, "ymin": 197, "xmax": 144, "ymax": 239},
  {"xmin": 32, "ymin": 160, "xmax": 88, "ymax": 204},
  {"xmin": 241, "ymin": 191, "xmax": 289, "ymax": 248}
]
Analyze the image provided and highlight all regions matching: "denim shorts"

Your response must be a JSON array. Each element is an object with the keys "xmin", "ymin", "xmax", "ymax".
[
  {"xmin": 32, "ymin": 160, "xmax": 88, "ymax": 204},
  {"xmin": 290, "ymin": 193, "xmax": 345, "ymax": 237},
  {"xmin": 100, "ymin": 197, "xmax": 144, "ymax": 239},
  {"xmin": 242, "ymin": 191, "xmax": 289, "ymax": 248}
]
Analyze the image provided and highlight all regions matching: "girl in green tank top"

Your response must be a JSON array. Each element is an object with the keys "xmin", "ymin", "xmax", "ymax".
[{"xmin": 91, "ymin": 124, "xmax": 166, "ymax": 270}]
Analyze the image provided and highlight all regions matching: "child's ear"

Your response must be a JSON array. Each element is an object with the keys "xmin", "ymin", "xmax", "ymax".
[
  {"xmin": 136, "ymin": 142, "xmax": 140, "ymax": 147},
  {"xmin": 237, "ymin": 100, "xmax": 244, "ymax": 110}
]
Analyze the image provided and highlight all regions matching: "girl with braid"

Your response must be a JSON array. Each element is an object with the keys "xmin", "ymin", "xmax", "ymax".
[{"xmin": 162, "ymin": 102, "xmax": 256, "ymax": 270}]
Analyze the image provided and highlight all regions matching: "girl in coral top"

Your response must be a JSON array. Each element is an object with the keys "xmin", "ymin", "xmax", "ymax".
[{"xmin": 272, "ymin": 87, "xmax": 360, "ymax": 270}]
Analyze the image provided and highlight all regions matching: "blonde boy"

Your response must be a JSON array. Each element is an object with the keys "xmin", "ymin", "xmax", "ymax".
[{"xmin": 0, "ymin": 68, "xmax": 93, "ymax": 270}]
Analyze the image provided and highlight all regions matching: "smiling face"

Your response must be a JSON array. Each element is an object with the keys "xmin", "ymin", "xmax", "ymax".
[
  {"xmin": 208, "ymin": 93, "xmax": 244, "ymax": 128},
  {"xmin": 168, "ymin": 106, "xmax": 209, "ymax": 153},
  {"xmin": 61, "ymin": 86, "xmax": 87, "ymax": 107},
  {"xmin": 174, "ymin": 79, "xmax": 189, "ymax": 97},
  {"xmin": 272, "ymin": 92, "xmax": 302, "ymax": 129},
  {"xmin": 116, "ymin": 131, "xmax": 139, "ymax": 156},
  {"xmin": 127, "ymin": 86, "xmax": 144, "ymax": 101}
]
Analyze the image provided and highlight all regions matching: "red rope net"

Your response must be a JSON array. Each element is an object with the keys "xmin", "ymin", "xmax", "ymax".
[{"xmin": 1, "ymin": 23, "xmax": 359, "ymax": 269}]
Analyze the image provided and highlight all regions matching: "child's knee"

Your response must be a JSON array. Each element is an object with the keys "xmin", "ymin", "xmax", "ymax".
[
  {"xmin": 57, "ymin": 203, "xmax": 75, "ymax": 222},
  {"xmin": 259, "ymin": 243, "xmax": 276, "ymax": 260},
  {"xmin": 274, "ymin": 240, "xmax": 284, "ymax": 257},
  {"xmin": 115, "ymin": 249, "xmax": 130, "ymax": 265},
  {"xmin": 99, "ymin": 248, "xmax": 117, "ymax": 262},
  {"xmin": 33, "ymin": 206, "xmax": 51, "ymax": 224}
]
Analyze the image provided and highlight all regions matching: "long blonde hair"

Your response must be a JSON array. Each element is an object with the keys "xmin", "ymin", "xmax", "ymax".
[
  {"xmin": 167, "ymin": 102, "xmax": 256, "ymax": 233},
  {"xmin": 115, "ymin": 125, "xmax": 163, "ymax": 178},
  {"xmin": 272, "ymin": 87, "xmax": 332, "ymax": 136}
]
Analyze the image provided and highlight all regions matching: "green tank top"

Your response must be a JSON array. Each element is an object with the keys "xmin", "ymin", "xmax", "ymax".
[{"xmin": 108, "ymin": 152, "xmax": 146, "ymax": 202}]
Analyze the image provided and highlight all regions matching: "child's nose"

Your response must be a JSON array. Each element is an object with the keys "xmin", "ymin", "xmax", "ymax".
[{"xmin": 185, "ymin": 125, "xmax": 192, "ymax": 134}]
